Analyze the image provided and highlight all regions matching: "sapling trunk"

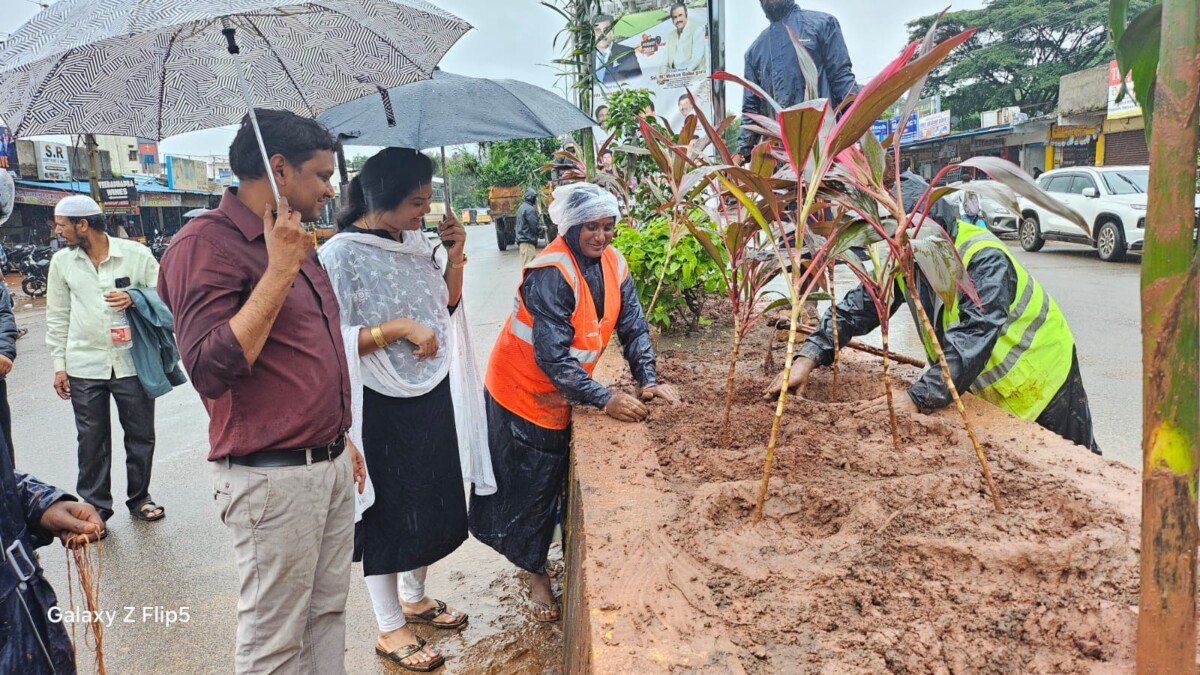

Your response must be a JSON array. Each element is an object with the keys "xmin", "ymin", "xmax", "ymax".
[
  {"xmin": 910, "ymin": 291, "xmax": 1002, "ymax": 512},
  {"xmin": 721, "ymin": 328, "xmax": 743, "ymax": 448},
  {"xmin": 754, "ymin": 287, "xmax": 810, "ymax": 524},
  {"xmin": 881, "ymin": 317, "xmax": 901, "ymax": 452},
  {"xmin": 829, "ymin": 269, "xmax": 840, "ymax": 400},
  {"xmin": 645, "ymin": 223, "xmax": 680, "ymax": 321}
]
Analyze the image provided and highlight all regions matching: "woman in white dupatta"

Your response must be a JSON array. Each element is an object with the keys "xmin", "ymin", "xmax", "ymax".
[{"xmin": 319, "ymin": 148, "xmax": 490, "ymax": 672}]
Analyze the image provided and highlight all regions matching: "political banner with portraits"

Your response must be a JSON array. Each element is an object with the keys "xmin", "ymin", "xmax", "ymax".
[{"xmin": 591, "ymin": 1, "xmax": 717, "ymax": 135}]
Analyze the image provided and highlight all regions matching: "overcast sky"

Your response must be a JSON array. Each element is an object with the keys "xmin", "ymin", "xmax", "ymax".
[{"xmin": 1, "ymin": 0, "xmax": 986, "ymax": 158}]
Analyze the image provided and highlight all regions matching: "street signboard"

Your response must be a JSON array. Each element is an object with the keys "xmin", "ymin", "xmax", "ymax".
[
  {"xmin": 891, "ymin": 112, "xmax": 919, "ymax": 144},
  {"xmin": 98, "ymin": 178, "xmax": 137, "ymax": 212},
  {"xmin": 871, "ymin": 119, "xmax": 891, "ymax": 142},
  {"xmin": 35, "ymin": 141, "xmax": 71, "ymax": 181},
  {"xmin": 919, "ymin": 111, "xmax": 951, "ymax": 140},
  {"xmin": 1107, "ymin": 60, "xmax": 1142, "ymax": 120}
]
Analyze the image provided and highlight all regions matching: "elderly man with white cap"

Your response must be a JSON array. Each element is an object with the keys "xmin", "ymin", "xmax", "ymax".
[
  {"xmin": 469, "ymin": 182, "xmax": 680, "ymax": 623},
  {"xmin": 46, "ymin": 194, "xmax": 165, "ymax": 526}
]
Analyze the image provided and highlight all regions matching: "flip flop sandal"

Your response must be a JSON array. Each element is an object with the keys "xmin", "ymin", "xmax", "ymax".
[
  {"xmin": 526, "ymin": 596, "xmax": 560, "ymax": 624},
  {"xmin": 404, "ymin": 599, "xmax": 468, "ymax": 629},
  {"xmin": 131, "ymin": 502, "xmax": 165, "ymax": 522},
  {"xmin": 375, "ymin": 636, "xmax": 444, "ymax": 672}
]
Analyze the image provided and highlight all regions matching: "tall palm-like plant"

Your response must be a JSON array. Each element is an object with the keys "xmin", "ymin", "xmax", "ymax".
[{"xmin": 1109, "ymin": 0, "xmax": 1200, "ymax": 670}]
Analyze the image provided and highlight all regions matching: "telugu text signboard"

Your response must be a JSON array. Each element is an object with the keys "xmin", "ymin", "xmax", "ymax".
[{"xmin": 919, "ymin": 111, "xmax": 952, "ymax": 140}]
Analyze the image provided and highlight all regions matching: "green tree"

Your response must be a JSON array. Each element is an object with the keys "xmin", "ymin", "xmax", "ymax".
[
  {"xmin": 476, "ymin": 138, "xmax": 559, "ymax": 199},
  {"xmin": 907, "ymin": 0, "xmax": 1148, "ymax": 129},
  {"xmin": 344, "ymin": 153, "xmax": 370, "ymax": 173},
  {"xmin": 443, "ymin": 149, "xmax": 484, "ymax": 208}
]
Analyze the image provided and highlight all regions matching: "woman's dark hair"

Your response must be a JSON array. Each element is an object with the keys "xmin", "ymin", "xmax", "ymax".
[
  {"xmin": 336, "ymin": 147, "xmax": 435, "ymax": 230},
  {"xmin": 228, "ymin": 109, "xmax": 340, "ymax": 181}
]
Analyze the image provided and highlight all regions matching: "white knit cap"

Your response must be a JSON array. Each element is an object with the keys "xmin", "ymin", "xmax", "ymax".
[{"xmin": 54, "ymin": 194, "xmax": 103, "ymax": 218}]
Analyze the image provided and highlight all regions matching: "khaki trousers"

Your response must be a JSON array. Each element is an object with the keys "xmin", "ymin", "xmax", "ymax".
[
  {"xmin": 213, "ymin": 450, "xmax": 354, "ymax": 674},
  {"xmin": 518, "ymin": 242, "xmax": 538, "ymax": 267}
]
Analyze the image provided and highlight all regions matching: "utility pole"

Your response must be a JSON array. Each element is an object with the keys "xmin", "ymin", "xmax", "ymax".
[{"xmin": 83, "ymin": 133, "xmax": 101, "ymax": 203}]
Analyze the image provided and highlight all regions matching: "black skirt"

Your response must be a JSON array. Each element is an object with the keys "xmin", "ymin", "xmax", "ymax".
[
  {"xmin": 354, "ymin": 376, "xmax": 467, "ymax": 575},
  {"xmin": 468, "ymin": 390, "xmax": 571, "ymax": 574}
]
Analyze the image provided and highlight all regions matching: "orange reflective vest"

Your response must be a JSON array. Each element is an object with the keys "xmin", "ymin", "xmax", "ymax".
[{"xmin": 485, "ymin": 236, "xmax": 629, "ymax": 430}]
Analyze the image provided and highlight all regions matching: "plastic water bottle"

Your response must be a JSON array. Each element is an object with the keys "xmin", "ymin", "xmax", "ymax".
[{"xmin": 110, "ymin": 307, "xmax": 133, "ymax": 351}]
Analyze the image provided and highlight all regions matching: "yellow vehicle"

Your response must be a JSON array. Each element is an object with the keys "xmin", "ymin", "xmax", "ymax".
[
  {"xmin": 421, "ymin": 177, "xmax": 448, "ymax": 232},
  {"xmin": 460, "ymin": 208, "xmax": 492, "ymax": 224}
]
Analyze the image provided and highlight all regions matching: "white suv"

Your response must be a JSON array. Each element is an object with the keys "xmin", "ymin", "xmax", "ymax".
[{"xmin": 1018, "ymin": 166, "xmax": 1152, "ymax": 262}]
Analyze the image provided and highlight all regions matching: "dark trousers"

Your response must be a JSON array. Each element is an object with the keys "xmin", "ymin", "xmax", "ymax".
[
  {"xmin": 1036, "ymin": 349, "xmax": 1101, "ymax": 455},
  {"xmin": 68, "ymin": 375, "xmax": 156, "ymax": 521},
  {"xmin": 0, "ymin": 379, "xmax": 11, "ymax": 466}
]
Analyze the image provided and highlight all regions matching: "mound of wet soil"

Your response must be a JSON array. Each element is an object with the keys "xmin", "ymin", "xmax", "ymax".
[{"xmin": 579, "ymin": 325, "xmax": 1147, "ymax": 673}]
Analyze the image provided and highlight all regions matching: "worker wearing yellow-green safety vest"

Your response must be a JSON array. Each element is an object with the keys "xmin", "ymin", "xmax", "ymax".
[{"xmin": 767, "ymin": 171, "xmax": 1099, "ymax": 454}]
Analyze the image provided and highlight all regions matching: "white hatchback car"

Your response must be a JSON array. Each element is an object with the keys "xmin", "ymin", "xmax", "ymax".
[{"xmin": 1018, "ymin": 166, "xmax": 1155, "ymax": 262}]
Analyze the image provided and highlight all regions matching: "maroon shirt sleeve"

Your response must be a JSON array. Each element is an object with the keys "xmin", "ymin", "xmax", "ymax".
[{"xmin": 157, "ymin": 232, "xmax": 252, "ymax": 400}]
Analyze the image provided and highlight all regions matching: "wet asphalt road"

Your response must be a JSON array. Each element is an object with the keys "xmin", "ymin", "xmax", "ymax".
[
  {"xmin": 14, "ymin": 225, "xmax": 563, "ymax": 675},
  {"xmin": 10, "ymin": 229, "xmax": 1141, "ymax": 674}
]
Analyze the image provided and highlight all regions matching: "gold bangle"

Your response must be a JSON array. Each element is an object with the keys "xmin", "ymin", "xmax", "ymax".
[
  {"xmin": 450, "ymin": 255, "xmax": 468, "ymax": 269},
  {"xmin": 370, "ymin": 325, "xmax": 389, "ymax": 350}
]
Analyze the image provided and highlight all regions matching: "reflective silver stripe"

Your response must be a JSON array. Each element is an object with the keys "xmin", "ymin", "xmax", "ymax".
[
  {"xmin": 975, "ymin": 287, "xmax": 1050, "ymax": 389},
  {"xmin": 995, "ymin": 275, "xmax": 1035, "ymax": 334},
  {"xmin": 528, "ymin": 252, "xmax": 580, "ymax": 289},
  {"xmin": 509, "ymin": 315, "xmax": 600, "ymax": 364},
  {"xmin": 613, "ymin": 248, "xmax": 629, "ymax": 281},
  {"xmin": 511, "ymin": 316, "xmax": 534, "ymax": 344},
  {"xmin": 956, "ymin": 233, "xmax": 990, "ymax": 257}
]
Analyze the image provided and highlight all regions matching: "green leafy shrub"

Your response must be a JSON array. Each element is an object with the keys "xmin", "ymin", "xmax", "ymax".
[{"xmin": 612, "ymin": 217, "xmax": 725, "ymax": 331}]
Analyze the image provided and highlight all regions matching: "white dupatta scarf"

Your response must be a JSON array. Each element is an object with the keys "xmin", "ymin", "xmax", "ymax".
[{"xmin": 318, "ymin": 231, "xmax": 496, "ymax": 523}]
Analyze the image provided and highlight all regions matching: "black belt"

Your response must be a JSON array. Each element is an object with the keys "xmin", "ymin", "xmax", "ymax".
[{"xmin": 227, "ymin": 437, "xmax": 345, "ymax": 468}]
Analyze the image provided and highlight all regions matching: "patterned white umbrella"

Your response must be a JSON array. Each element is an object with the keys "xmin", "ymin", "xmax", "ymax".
[
  {"xmin": 0, "ymin": 1, "xmax": 470, "ymax": 202},
  {"xmin": 0, "ymin": 0, "xmax": 471, "ymax": 140}
]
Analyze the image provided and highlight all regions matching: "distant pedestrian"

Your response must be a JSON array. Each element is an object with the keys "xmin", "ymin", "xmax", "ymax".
[
  {"xmin": 735, "ymin": 0, "xmax": 857, "ymax": 164},
  {"xmin": 46, "ymin": 194, "xmax": 164, "ymax": 524},
  {"xmin": 320, "ymin": 148, "xmax": 493, "ymax": 672},
  {"xmin": 516, "ymin": 188, "xmax": 541, "ymax": 267},
  {"xmin": 158, "ymin": 109, "xmax": 365, "ymax": 674}
]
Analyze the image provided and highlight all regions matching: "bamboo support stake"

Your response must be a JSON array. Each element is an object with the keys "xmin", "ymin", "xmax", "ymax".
[{"xmin": 910, "ymin": 292, "xmax": 1002, "ymax": 512}]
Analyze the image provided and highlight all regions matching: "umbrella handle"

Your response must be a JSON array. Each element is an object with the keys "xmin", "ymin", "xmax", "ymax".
[
  {"xmin": 440, "ymin": 146, "xmax": 454, "ymax": 249},
  {"xmin": 222, "ymin": 22, "xmax": 283, "ymax": 211}
]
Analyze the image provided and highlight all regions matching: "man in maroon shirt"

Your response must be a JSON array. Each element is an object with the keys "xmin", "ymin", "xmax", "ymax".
[{"xmin": 158, "ymin": 109, "xmax": 365, "ymax": 674}]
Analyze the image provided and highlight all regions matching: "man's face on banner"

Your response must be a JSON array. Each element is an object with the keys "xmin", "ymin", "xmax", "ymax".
[
  {"xmin": 594, "ymin": 19, "xmax": 614, "ymax": 51},
  {"xmin": 671, "ymin": 6, "xmax": 688, "ymax": 32}
]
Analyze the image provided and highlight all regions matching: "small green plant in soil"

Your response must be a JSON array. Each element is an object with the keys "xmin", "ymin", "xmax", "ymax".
[{"xmin": 612, "ymin": 216, "xmax": 725, "ymax": 332}]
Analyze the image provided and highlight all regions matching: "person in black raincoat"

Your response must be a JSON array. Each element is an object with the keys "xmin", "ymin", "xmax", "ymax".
[
  {"xmin": 735, "ymin": 0, "xmax": 858, "ymax": 163},
  {"xmin": 0, "ymin": 170, "xmax": 106, "ymax": 675},
  {"xmin": 516, "ymin": 188, "xmax": 542, "ymax": 268},
  {"xmin": 470, "ymin": 182, "xmax": 680, "ymax": 623},
  {"xmin": 767, "ymin": 166, "xmax": 1100, "ymax": 453}
]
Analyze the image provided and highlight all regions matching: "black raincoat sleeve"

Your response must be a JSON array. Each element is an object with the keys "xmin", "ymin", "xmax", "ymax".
[
  {"xmin": 907, "ymin": 248, "xmax": 1016, "ymax": 411},
  {"xmin": 614, "ymin": 276, "xmax": 657, "ymax": 388},
  {"xmin": 15, "ymin": 471, "xmax": 72, "ymax": 549},
  {"xmin": 737, "ymin": 49, "xmax": 766, "ymax": 159},
  {"xmin": 0, "ymin": 286, "xmax": 17, "ymax": 365},
  {"xmin": 522, "ymin": 268, "xmax": 613, "ymax": 409},
  {"xmin": 797, "ymin": 281, "xmax": 905, "ymax": 366}
]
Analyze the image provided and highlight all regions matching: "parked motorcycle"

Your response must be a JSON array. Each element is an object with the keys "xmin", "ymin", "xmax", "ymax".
[
  {"xmin": 148, "ymin": 235, "xmax": 170, "ymax": 261},
  {"xmin": 19, "ymin": 246, "xmax": 51, "ymax": 297}
]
